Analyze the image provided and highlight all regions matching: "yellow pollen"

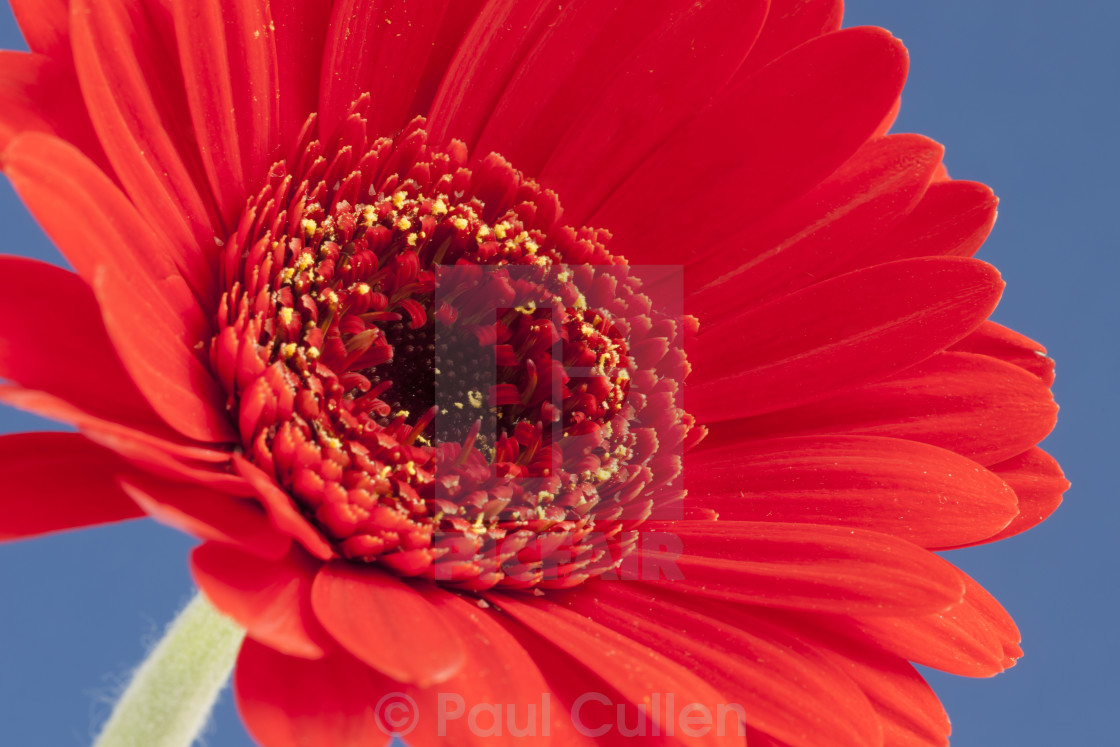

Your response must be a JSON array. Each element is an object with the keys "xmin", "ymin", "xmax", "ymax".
[
  {"xmin": 300, "ymin": 218, "xmax": 317, "ymax": 236},
  {"xmin": 453, "ymin": 217, "xmax": 469, "ymax": 231},
  {"xmin": 392, "ymin": 191, "xmax": 407, "ymax": 209},
  {"xmin": 396, "ymin": 217, "xmax": 412, "ymax": 231},
  {"xmin": 467, "ymin": 390, "xmax": 484, "ymax": 408},
  {"xmin": 306, "ymin": 347, "xmax": 321, "ymax": 360},
  {"xmin": 280, "ymin": 342, "xmax": 298, "ymax": 358},
  {"xmin": 494, "ymin": 221, "xmax": 511, "ymax": 240},
  {"xmin": 278, "ymin": 307, "xmax": 295, "ymax": 325}
]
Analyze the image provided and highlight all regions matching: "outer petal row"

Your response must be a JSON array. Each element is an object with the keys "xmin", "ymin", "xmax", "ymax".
[
  {"xmin": 686, "ymin": 435, "xmax": 1019, "ymax": 549},
  {"xmin": 707, "ymin": 351, "xmax": 1056, "ymax": 467},
  {"xmin": 0, "ymin": 432, "xmax": 144, "ymax": 539},
  {"xmin": 3, "ymin": 133, "xmax": 234, "ymax": 444},
  {"xmin": 72, "ymin": 0, "xmax": 222, "ymax": 300},
  {"xmin": 688, "ymin": 257, "xmax": 1004, "ymax": 423}
]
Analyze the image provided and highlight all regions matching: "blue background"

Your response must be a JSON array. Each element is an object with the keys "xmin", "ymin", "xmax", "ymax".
[{"xmin": 1, "ymin": 1, "xmax": 1115, "ymax": 744}]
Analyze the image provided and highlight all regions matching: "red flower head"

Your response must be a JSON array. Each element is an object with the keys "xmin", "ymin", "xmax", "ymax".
[{"xmin": 0, "ymin": 1, "xmax": 1065, "ymax": 745}]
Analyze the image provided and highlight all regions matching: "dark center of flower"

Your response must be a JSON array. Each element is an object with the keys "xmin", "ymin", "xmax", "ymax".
[{"xmin": 210, "ymin": 96, "xmax": 693, "ymax": 590}]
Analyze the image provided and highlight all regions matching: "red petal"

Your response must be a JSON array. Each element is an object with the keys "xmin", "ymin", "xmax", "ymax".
[
  {"xmin": 235, "ymin": 641, "xmax": 387, "ymax": 747},
  {"xmin": 0, "ymin": 256, "xmax": 167, "ymax": 433},
  {"xmin": 171, "ymin": 0, "xmax": 279, "ymax": 224},
  {"xmin": 687, "ymin": 435, "xmax": 1019, "ymax": 549},
  {"xmin": 319, "ymin": 0, "xmax": 448, "ymax": 137},
  {"xmin": 87, "ymin": 427, "xmax": 249, "ymax": 494},
  {"xmin": 491, "ymin": 592, "xmax": 735, "ymax": 745},
  {"xmin": 406, "ymin": 0, "xmax": 487, "ymax": 117},
  {"xmin": 597, "ymin": 27, "xmax": 908, "ymax": 265},
  {"xmin": 874, "ymin": 93, "xmax": 902, "ymax": 137},
  {"xmin": 0, "ymin": 387, "xmax": 229, "ymax": 470},
  {"xmin": 636, "ymin": 521, "xmax": 966, "ymax": 615},
  {"xmin": 428, "ymin": 0, "xmax": 569, "ymax": 147},
  {"xmin": 817, "ymin": 641, "xmax": 950, "ymax": 747},
  {"xmin": 459, "ymin": 0, "xmax": 677, "ymax": 174},
  {"xmin": 737, "ymin": 0, "xmax": 843, "ymax": 78},
  {"xmin": 531, "ymin": 0, "xmax": 769, "ymax": 223},
  {"xmin": 3, "ymin": 133, "xmax": 234, "ymax": 443},
  {"xmin": 853, "ymin": 180, "xmax": 999, "ymax": 266},
  {"xmin": 271, "ymin": 0, "xmax": 332, "ymax": 153},
  {"xmin": 311, "ymin": 561, "xmax": 466, "ymax": 686},
  {"xmin": 475, "ymin": 0, "xmax": 765, "ymax": 183},
  {"xmin": 72, "ymin": 0, "xmax": 222, "ymax": 298},
  {"xmin": 825, "ymin": 572, "xmax": 1021, "ymax": 677},
  {"xmin": 705, "ymin": 351, "xmax": 1057, "ymax": 467},
  {"xmin": 950, "ymin": 320, "xmax": 1056, "ymax": 386},
  {"xmin": 9, "ymin": 0, "xmax": 69, "ymax": 60},
  {"xmin": 0, "ymin": 387, "xmax": 95, "ymax": 429},
  {"xmin": 972, "ymin": 447, "xmax": 1067, "ymax": 545},
  {"xmin": 120, "ymin": 474, "xmax": 290, "ymax": 560},
  {"xmin": 683, "ymin": 594, "xmax": 952, "ymax": 745},
  {"xmin": 0, "ymin": 432, "xmax": 144, "ymax": 540},
  {"xmin": 688, "ymin": 257, "xmax": 1004, "ymax": 423},
  {"xmin": 957, "ymin": 571, "xmax": 1023, "ymax": 658},
  {"xmin": 0, "ymin": 52, "xmax": 104, "ymax": 163},
  {"xmin": 399, "ymin": 593, "xmax": 594, "ymax": 746},
  {"xmin": 239, "ymin": 592, "xmax": 592, "ymax": 747},
  {"xmin": 742, "ymin": 730, "xmax": 785, "ymax": 747},
  {"xmin": 566, "ymin": 585, "xmax": 881, "ymax": 747},
  {"xmin": 687, "ymin": 134, "xmax": 944, "ymax": 320},
  {"xmin": 192, "ymin": 542, "xmax": 329, "ymax": 658},
  {"xmin": 233, "ymin": 454, "xmax": 335, "ymax": 561}
]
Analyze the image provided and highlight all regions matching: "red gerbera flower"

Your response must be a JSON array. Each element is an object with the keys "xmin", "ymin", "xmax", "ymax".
[{"xmin": 0, "ymin": 1, "xmax": 1065, "ymax": 745}]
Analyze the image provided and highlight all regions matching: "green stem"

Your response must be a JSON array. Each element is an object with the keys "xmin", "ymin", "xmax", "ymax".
[{"xmin": 94, "ymin": 592, "xmax": 246, "ymax": 747}]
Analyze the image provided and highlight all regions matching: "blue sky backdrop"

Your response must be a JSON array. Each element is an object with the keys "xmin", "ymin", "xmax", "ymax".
[{"xmin": 1, "ymin": 1, "xmax": 1116, "ymax": 744}]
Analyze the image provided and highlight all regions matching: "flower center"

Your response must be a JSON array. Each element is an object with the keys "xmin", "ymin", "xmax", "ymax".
[{"xmin": 210, "ymin": 97, "xmax": 692, "ymax": 590}]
